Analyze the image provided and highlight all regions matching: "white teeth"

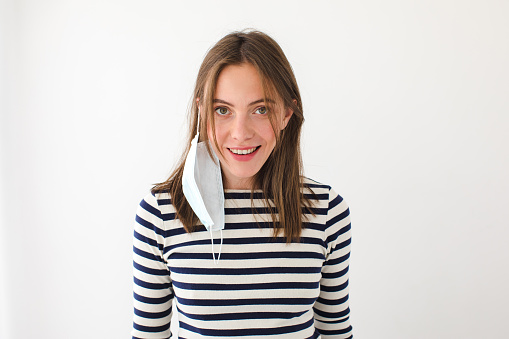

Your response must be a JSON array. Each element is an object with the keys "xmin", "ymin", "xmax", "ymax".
[{"xmin": 229, "ymin": 147, "xmax": 257, "ymax": 155}]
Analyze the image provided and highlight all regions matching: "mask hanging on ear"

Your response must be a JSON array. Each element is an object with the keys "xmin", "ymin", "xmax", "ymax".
[{"xmin": 182, "ymin": 110, "xmax": 224, "ymax": 263}]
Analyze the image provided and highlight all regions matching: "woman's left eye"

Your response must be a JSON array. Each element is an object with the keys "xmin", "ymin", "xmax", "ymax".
[{"xmin": 255, "ymin": 106, "xmax": 267, "ymax": 115}]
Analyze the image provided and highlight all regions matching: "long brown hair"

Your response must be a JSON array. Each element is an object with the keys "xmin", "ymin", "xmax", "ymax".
[{"xmin": 153, "ymin": 30, "xmax": 314, "ymax": 242}]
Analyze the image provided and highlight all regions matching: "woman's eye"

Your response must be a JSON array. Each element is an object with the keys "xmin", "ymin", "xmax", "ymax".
[
  {"xmin": 215, "ymin": 107, "xmax": 229, "ymax": 115},
  {"xmin": 255, "ymin": 106, "xmax": 267, "ymax": 115}
]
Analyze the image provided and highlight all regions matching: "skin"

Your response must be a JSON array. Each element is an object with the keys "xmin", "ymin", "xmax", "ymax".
[{"xmin": 204, "ymin": 63, "xmax": 293, "ymax": 189}]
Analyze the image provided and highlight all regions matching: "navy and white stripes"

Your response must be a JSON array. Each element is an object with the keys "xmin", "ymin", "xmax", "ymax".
[{"xmin": 132, "ymin": 179, "xmax": 352, "ymax": 338}]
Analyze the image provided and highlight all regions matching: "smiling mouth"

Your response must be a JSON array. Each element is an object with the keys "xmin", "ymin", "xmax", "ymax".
[{"xmin": 228, "ymin": 146, "xmax": 260, "ymax": 155}]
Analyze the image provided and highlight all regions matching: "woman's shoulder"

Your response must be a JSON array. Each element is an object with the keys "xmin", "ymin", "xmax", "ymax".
[
  {"xmin": 302, "ymin": 177, "xmax": 349, "ymax": 211},
  {"xmin": 302, "ymin": 177, "xmax": 342, "ymax": 197},
  {"xmin": 302, "ymin": 177, "xmax": 331, "ymax": 190},
  {"xmin": 303, "ymin": 178, "xmax": 351, "ymax": 238},
  {"xmin": 137, "ymin": 188, "xmax": 176, "ymax": 220}
]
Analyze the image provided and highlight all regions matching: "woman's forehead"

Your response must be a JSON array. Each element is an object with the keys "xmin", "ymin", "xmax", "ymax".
[
  {"xmin": 210, "ymin": 65, "xmax": 280, "ymax": 106},
  {"xmin": 214, "ymin": 64, "xmax": 261, "ymax": 101}
]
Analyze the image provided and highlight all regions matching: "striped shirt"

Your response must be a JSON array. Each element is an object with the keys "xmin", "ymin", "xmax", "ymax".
[{"xmin": 132, "ymin": 179, "xmax": 353, "ymax": 338}]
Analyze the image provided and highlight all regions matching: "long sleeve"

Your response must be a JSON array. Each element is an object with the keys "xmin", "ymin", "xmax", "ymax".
[
  {"xmin": 132, "ymin": 193, "xmax": 174, "ymax": 339},
  {"xmin": 313, "ymin": 188, "xmax": 353, "ymax": 338}
]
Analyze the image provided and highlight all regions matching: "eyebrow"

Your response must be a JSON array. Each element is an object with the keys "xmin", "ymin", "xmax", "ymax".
[{"xmin": 213, "ymin": 98, "xmax": 275, "ymax": 106}]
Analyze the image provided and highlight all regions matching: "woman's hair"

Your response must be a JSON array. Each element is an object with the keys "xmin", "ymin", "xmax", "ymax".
[{"xmin": 153, "ymin": 30, "xmax": 314, "ymax": 242}]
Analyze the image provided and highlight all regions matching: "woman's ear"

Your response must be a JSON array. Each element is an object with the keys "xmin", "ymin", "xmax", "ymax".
[{"xmin": 281, "ymin": 99, "xmax": 296, "ymax": 130}]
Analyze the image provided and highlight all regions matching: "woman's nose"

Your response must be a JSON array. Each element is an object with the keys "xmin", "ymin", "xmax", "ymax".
[{"xmin": 230, "ymin": 114, "xmax": 254, "ymax": 141}]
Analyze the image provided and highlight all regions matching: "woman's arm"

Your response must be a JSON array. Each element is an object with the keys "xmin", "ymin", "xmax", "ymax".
[
  {"xmin": 132, "ymin": 193, "xmax": 173, "ymax": 339},
  {"xmin": 313, "ymin": 188, "xmax": 353, "ymax": 339}
]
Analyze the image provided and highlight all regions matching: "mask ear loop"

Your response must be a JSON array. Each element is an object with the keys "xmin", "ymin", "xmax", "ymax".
[
  {"xmin": 210, "ymin": 228, "xmax": 223, "ymax": 265},
  {"xmin": 199, "ymin": 105, "xmax": 224, "ymax": 265},
  {"xmin": 196, "ymin": 106, "xmax": 201, "ymax": 140}
]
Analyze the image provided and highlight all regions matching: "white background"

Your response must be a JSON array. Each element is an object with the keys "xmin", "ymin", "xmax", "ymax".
[{"xmin": 1, "ymin": 1, "xmax": 508, "ymax": 338}]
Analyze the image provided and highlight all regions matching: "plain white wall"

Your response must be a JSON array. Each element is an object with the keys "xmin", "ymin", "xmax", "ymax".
[{"xmin": 1, "ymin": 0, "xmax": 508, "ymax": 338}]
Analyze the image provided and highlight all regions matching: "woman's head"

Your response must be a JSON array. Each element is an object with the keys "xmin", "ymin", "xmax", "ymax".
[
  {"xmin": 156, "ymin": 30, "xmax": 312, "ymax": 241},
  {"xmin": 189, "ymin": 30, "xmax": 304, "ymax": 189}
]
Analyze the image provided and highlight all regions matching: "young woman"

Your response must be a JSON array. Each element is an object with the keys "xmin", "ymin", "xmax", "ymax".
[{"xmin": 132, "ymin": 30, "xmax": 353, "ymax": 339}]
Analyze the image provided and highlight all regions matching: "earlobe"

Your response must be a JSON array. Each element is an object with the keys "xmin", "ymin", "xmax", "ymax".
[
  {"xmin": 281, "ymin": 100, "xmax": 296, "ymax": 130},
  {"xmin": 281, "ymin": 108, "xmax": 293, "ymax": 130}
]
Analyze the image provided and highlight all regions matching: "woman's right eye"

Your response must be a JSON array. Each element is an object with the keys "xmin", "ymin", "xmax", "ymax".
[{"xmin": 215, "ymin": 107, "xmax": 229, "ymax": 115}]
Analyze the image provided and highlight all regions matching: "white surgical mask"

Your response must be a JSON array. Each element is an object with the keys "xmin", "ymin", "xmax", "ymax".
[{"xmin": 182, "ymin": 114, "xmax": 224, "ymax": 263}]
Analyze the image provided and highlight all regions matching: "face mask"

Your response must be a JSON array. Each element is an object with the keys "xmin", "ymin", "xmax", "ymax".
[{"xmin": 182, "ymin": 115, "xmax": 224, "ymax": 263}]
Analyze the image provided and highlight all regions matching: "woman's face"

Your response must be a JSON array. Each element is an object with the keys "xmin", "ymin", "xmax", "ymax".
[{"xmin": 206, "ymin": 63, "xmax": 293, "ymax": 189}]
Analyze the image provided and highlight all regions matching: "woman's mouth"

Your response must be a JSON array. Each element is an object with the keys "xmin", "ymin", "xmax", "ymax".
[{"xmin": 228, "ymin": 146, "xmax": 260, "ymax": 155}]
